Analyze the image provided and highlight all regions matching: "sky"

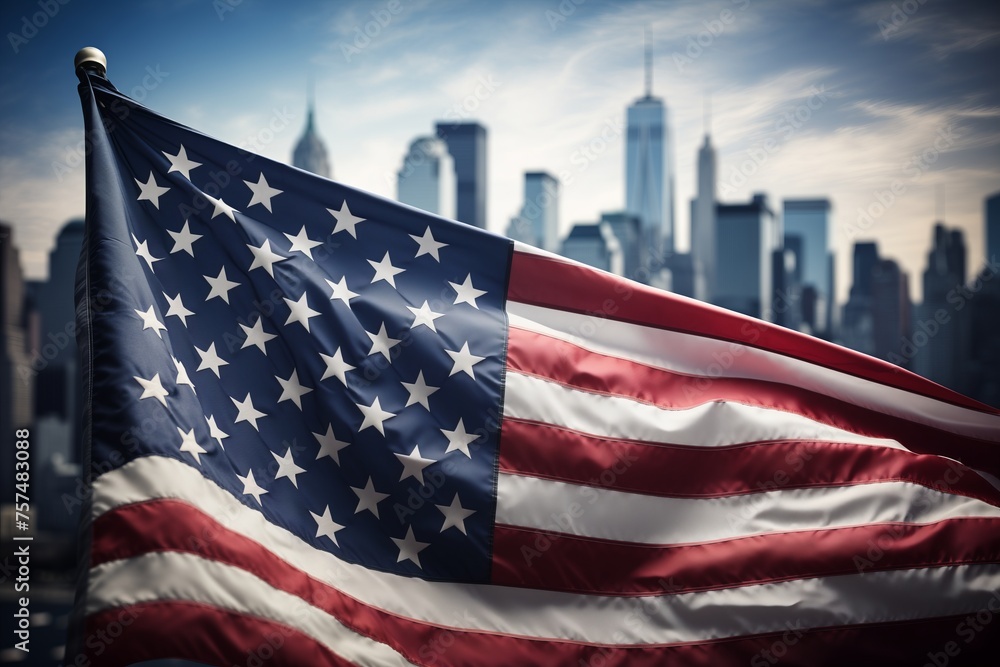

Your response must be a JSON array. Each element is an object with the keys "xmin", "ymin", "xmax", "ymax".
[{"xmin": 1, "ymin": 0, "xmax": 998, "ymax": 303}]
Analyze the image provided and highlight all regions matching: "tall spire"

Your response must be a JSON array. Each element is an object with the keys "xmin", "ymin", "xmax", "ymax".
[
  {"xmin": 306, "ymin": 73, "xmax": 315, "ymax": 130},
  {"xmin": 643, "ymin": 27, "xmax": 652, "ymax": 97},
  {"xmin": 703, "ymin": 93, "xmax": 711, "ymax": 137}
]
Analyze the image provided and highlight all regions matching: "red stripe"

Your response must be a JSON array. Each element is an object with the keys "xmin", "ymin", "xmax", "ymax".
[
  {"xmin": 508, "ymin": 326, "xmax": 999, "ymax": 460},
  {"xmin": 491, "ymin": 519, "xmax": 1000, "ymax": 595},
  {"xmin": 498, "ymin": 418, "xmax": 1000, "ymax": 504},
  {"xmin": 88, "ymin": 500, "xmax": 1000, "ymax": 666},
  {"xmin": 78, "ymin": 601, "xmax": 354, "ymax": 667},
  {"xmin": 508, "ymin": 250, "xmax": 997, "ymax": 415}
]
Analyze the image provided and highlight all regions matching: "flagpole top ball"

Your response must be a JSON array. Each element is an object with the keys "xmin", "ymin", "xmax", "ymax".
[{"xmin": 75, "ymin": 47, "xmax": 107, "ymax": 76}]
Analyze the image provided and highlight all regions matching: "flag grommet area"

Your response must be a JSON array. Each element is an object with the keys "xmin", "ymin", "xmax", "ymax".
[{"xmin": 68, "ymin": 61, "xmax": 1000, "ymax": 666}]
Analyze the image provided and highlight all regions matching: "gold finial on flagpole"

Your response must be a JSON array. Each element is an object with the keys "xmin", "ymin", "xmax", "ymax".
[{"xmin": 74, "ymin": 47, "xmax": 107, "ymax": 76}]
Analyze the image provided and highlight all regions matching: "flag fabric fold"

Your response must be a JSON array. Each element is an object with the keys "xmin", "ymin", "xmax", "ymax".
[{"xmin": 69, "ymin": 67, "xmax": 1000, "ymax": 666}]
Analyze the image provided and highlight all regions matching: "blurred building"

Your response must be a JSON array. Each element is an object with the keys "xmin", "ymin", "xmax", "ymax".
[
  {"xmin": 691, "ymin": 132, "xmax": 716, "ymax": 301},
  {"xmin": 783, "ymin": 199, "xmax": 833, "ymax": 336},
  {"xmin": 986, "ymin": 191, "xmax": 999, "ymax": 264},
  {"xmin": 871, "ymin": 258, "xmax": 911, "ymax": 367},
  {"xmin": 841, "ymin": 241, "xmax": 880, "ymax": 356},
  {"xmin": 519, "ymin": 172, "xmax": 560, "ymax": 252},
  {"xmin": 599, "ymin": 212, "xmax": 643, "ymax": 281},
  {"xmin": 397, "ymin": 136, "xmax": 456, "ymax": 218},
  {"xmin": 913, "ymin": 223, "xmax": 968, "ymax": 392},
  {"xmin": 0, "ymin": 223, "xmax": 34, "ymax": 497},
  {"xmin": 663, "ymin": 252, "xmax": 696, "ymax": 299},
  {"xmin": 771, "ymin": 244, "xmax": 802, "ymax": 331},
  {"xmin": 625, "ymin": 39, "xmax": 674, "ymax": 252},
  {"xmin": 714, "ymin": 194, "xmax": 779, "ymax": 319},
  {"xmin": 560, "ymin": 223, "xmax": 622, "ymax": 275},
  {"xmin": 292, "ymin": 95, "xmax": 331, "ymax": 178},
  {"xmin": 435, "ymin": 121, "xmax": 487, "ymax": 229}
]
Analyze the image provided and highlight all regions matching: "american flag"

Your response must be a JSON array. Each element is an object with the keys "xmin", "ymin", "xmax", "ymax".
[{"xmin": 69, "ymin": 68, "xmax": 1000, "ymax": 666}]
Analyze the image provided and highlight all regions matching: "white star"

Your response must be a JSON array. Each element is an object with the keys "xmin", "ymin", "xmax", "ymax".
[
  {"xmin": 441, "ymin": 418, "xmax": 480, "ymax": 458},
  {"xmin": 276, "ymin": 369, "xmax": 313, "ymax": 409},
  {"xmin": 177, "ymin": 427, "xmax": 207, "ymax": 464},
  {"xmin": 284, "ymin": 226, "xmax": 322, "ymax": 259},
  {"xmin": 173, "ymin": 356, "xmax": 195, "ymax": 394},
  {"xmin": 271, "ymin": 447, "xmax": 306, "ymax": 488},
  {"xmin": 328, "ymin": 200, "xmax": 365, "ymax": 238},
  {"xmin": 167, "ymin": 220, "xmax": 202, "ymax": 256},
  {"xmin": 351, "ymin": 477, "xmax": 389, "ymax": 518},
  {"xmin": 207, "ymin": 194, "xmax": 237, "ymax": 222},
  {"xmin": 240, "ymin": 317, "xmax": 276, "ymax": 354},
  {"xmin": 449, "ymin": 274, "xmax": 487, "ymax": 309},
  {"xmin": 445, "ymin": 341, "xmax": 485, "ymax": 378},
  {"xmin": 395, "ymin": 445, "xmax": 435, "ymax": 485},
  {"xmin": 313, "ymin": 425, "xmax": 350, "ymax": 464},
  {"xmin": 163, "ymin": 291, "xmax": 194, "ymax": 326},
  {"xmin": 195, "ymin": 342, "xmax": 228, "ymax": 377},
  {"xmin": 134, "ymin": 305, "xmax": 167, "ymax": 339},
  {"xmin": 132, "ymin": 234, "xmax": 163, "ymax": 272},
  {"xmin": 326, "ymin": 276, "xmax": 359, "ymax": 305},
  {"xmin": 310, "ymin": 506, "xmax": 345, "ymax": 547},
  {"xmin": 356, "ymin": 396, "xmax": 395, "ymax": 435},
  {"xmin": 391, "ymin": 526, "xmax": 429, "ymax": 568},
  {"xmin": 162, "ymin": 145, "xmax": 202, "ymax": 180},
  {"xmin": 319, "ymin": 347, "xmax": 355, "ymax": 385},
  {"xmin": 204, "ymin": 267, "xmax": 240, "ymax": 303},
  {"xmin": 284, "ymin": 292, "xmax": 321, "ymax": 332},
  {"xmin": 231, "ymin": 392, "xmax": 266, "ymax": 431},
  {"xmin": 407, "ymin": 300, "xmax": 444, "ymax": 332},
  {"xmin": 410, "ymin": 226, "xmax": 447, "ymax": 261},
  {"xmin": 248, "ymin": 239, "xmax": 287, "ymax": 277},
  {"xmin": 206, "ymin": 414, "xmax": 229, "ymax": 450},
  {"xmin": 237, "ymin": 469, "xmax": 267, "ymax": 506},
  {"xmin": 368, "ymin": 252, "xmax": 405, "ymax": 288},
  {"xmin": 366, "ymin": 322, "xmax": 400, "ymax": 360},
  {"xmin": 436, "ymin": 494, "xmax": 476, "ymax": 535},
  {"xmin": 134, "ymin": 373, "xmax": 169, "ymax": 406},
  {"xmin": 244, "ymin": 172, "xmax": 283, "ymax": 212},
  {"xmin": 135, "ymin": 171, "xmax": 170, "ymax": 209},
  {"xmin": 401, "ymin": 371, "xmax": 439, "ymax": 410}
]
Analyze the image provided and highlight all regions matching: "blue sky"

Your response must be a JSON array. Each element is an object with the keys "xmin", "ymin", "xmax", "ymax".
[{"xmin": 1, "ymin": 0, "xmax": 998, "ymax": 301}]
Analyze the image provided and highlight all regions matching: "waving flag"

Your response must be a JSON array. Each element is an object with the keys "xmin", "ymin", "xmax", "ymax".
[{"xmin": 69, "ymin": 63, "xmax": 1000, "ymax": 666}]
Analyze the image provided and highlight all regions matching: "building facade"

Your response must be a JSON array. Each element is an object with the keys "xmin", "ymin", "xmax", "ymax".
[
  {"xmin": 714, "ymin": 194, "xmax": 779, "ymax": 319},
  {"xmin": 435, "ymin": 122, "xmax": 487, "ymax": 229},
  {"xmin": 397, "ymin": 136, "xmax": 456, "ymax": 219}
]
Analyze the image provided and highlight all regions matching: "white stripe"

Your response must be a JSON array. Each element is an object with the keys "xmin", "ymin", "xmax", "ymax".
[
  {"xmin": 507, "ymin": 301, "xmax": 1000, "ymax": 442},
  {"xmin": 87, "ymin": 551, "xmax": 416, "ymax": 667},
  {"xmin": 91, "ymin": 456, "xmax": 1000, "ymax": 645},
  {"xmin": 496, "ymin": 472, "xmax": 1000, "ymax": 544},
  {"xmin": 505, "ymin": 370, "xmax": 902, "ymax": 450}
]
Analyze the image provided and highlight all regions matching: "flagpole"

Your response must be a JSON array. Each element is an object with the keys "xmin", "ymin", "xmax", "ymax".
[{"xmin": 74, "ymin": 46, "xmax": 107, "ymax": 77}]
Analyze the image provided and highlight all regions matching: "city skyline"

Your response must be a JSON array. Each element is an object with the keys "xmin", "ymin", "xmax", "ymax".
[{"xmin": 1, "ymin": 0, "xmax": 999, "ymax": 304}]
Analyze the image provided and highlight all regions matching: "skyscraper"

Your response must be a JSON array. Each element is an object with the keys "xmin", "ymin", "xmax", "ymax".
[
  {"xmin": 520, "ymin": 172, "xmax": 559, "ymax": 252},
  {"xmin": 624, "ymin": 38, "xmax": 674, "ymax": 252},
  {"xmin": 560, "ymin": 223, "xmax": 622, "ymax": 275},
  {"xmin": 840, "ymin": 241, "xmax": 880, "ymax": 356},
  {"xmin": 714, "ymin": 194, "xmax": 779, "ymax": 319},
  {"xmin": 599, "ymin": 212, "xmax": 642, "ymax": 281},
  {"xmin": 914, "ymin": 223, "xmax": 968, "ymax": 391},
  {"xmin": 783, "ymin": 199, "xmax": 833, "ymax": 335},
  {"xmin": 435, "ymin": 121, "xmax": 487, "ymax": 229},
  {"xmin": 691, "ymin": 132, "xmax": 716, "ymax": 301},
  {"xmin": 871, "ymin": 259, "xmax": 911, "ymax": 367},
  {"xmin": 396, "ymin": 136, "xmax": 456, "ymax": 219},
  {"xmin": 292, "ymin": 93, "xmax": 331, "ymax": 178},
  {"xmin": 1, "ymin": 223, "xmax": 33, "ymax": 497},
  {"xmin": 988, "ymin": 192, "xmax": 1000, "ymax": 265}
]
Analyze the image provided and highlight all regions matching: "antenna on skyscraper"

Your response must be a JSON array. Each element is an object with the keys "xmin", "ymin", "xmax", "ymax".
[
  {"xmin": 704, "ymin": 93, "xmax": 711, "ymax": 136},
  {"xmin": 644, "ymin": 27, "xmax": 652, "ymax": 97}
]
